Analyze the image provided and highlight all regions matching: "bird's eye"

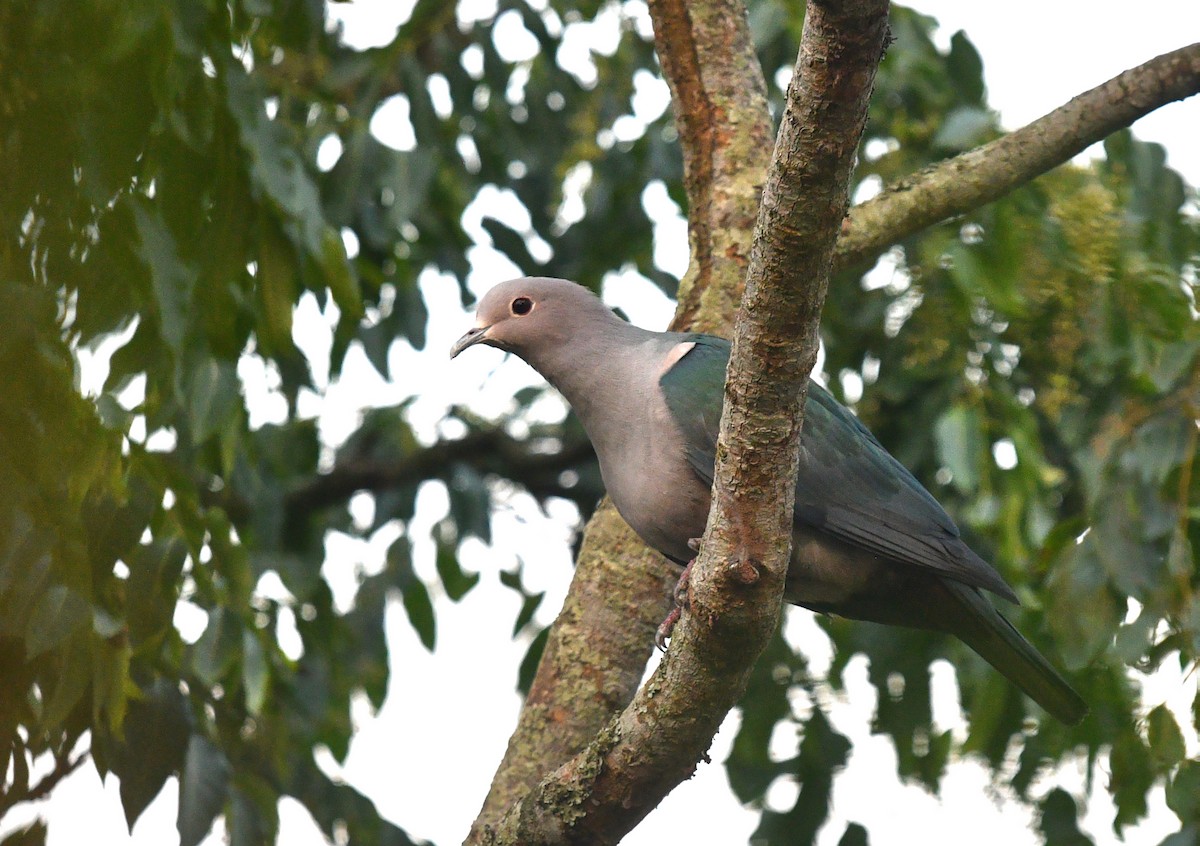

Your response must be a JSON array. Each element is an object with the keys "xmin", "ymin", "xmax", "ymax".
[{"xmin": 511, "ymin": 297, "xmax": 533, "ymax": 316}]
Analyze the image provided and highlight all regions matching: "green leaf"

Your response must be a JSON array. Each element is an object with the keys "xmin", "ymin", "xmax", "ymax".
[
  {"xmin": 838, "ymin": 823, "xmax": 869, "ymax": 846},
  {"xmin": 320, "ymin": 228, "xmax": 363, "ymax": 322},
  {"xmin": 113, "ymin": 679, "xmax": 191, "ymax": 831},
  {"xmin": 1147, "ymin": 705, "xmax": 1187, "ymax": 772},
  {"xmin": 1038, "ymin": 788, "xmax": 1094, "ymax": 846},
  {"xmin": 1167, "ymin": 760, "xmax": 1200, "ymax": 825},
  {"xmin": 389, "ymin": 537, "xmax": 436, "ymax": 650},
  {"xmin": 1156, "ymin": 826, "xmax": 1198, "ymax": 846},
  {"xmin": 1167, "ymin": 526, "xmax": 1194, "ymax": 580},
  {"xmin": 401, "ymin": 578, "xmax": 436, "ymax": 651},
  {"xmin": 177, "ymin": 735, "xmax": 231, "ymax": 846},
  {"xmin": 186, "ymin": 357, "xmax": 240, "ymax": 446},
  {"xmin": 255, "ymin": 221, "xmax": 299, "ymax": 357},
  {"xmin": 40, "ymin": 631, "xmax": 92, "ymax": 731},
  {"xmin": 132, "ymin": 201, "xmax": 195, "ymax": 355},
  {"xmin": 192, "ymin": 607, "xmax": 241, "ymax": 687},
  {"xmin": 1111, "ymin": 728, "xmax": 1156, "ymax": 831},
  {"xmin": 947, "ymin": 32, "xmax": 985, "ymax": 104},
  {"xmin": 447, "ymin": 465, "xmax": 492, "ymax": 542},
  {"xmin": 126, "ymin": 538, "xmax": 187, "ymax": 646},
  {"xmin": 434, "ymin": 535, "xmax": 480, "ymax": 602},
  {"xmin": 25, "ymin": 584, "xmax": 90, "ymax": 658},
  {"xmin": 92, "ymin": 636, "xmax": 133, "ymax": 736},
  {"xmin": 242, "ymin": 629, "xmax": 269, "ymax": 715},
  {"xmin": 228, "ymin": 774, "xmax": 280, "ymax": 846}
]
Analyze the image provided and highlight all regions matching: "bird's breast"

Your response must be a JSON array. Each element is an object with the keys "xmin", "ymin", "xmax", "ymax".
[{"xmin": 594, "ymin": 409, "xmax": 710, "ymax": 564}]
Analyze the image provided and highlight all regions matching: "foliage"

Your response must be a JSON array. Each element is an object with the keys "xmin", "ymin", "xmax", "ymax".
[{"xmin": 0, "ymin": 0, "xmax": 1196, "ymax": 845}]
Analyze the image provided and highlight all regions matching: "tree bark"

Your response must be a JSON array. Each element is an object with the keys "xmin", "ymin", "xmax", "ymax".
[
  {"xmin": 651, "ymin": 0, "xmax": 775, "ymax": 334},
  {"xmin": 470, "ymin": 1, "xmax": 889, "ymax": 843},
  {"xmin": 466, "ymin": 501, "xmax": 677, "ymax": 831},
  {"xmin": 466, "ymin": 0, "xmax": 772, "ymax": 838}
]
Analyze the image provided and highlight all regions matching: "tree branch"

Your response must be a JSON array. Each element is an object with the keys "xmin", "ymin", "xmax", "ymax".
[
  {"xmin": 467, "ymin": 503, "xmax": 678, "ymax": 831},
  {"xmin": 284, "ymin": 429, "xmax": 595, "ymax": 520},
  {"xmin": 834, "ymin": 41, "xmax": 1200, "ymax": 273},
  {"xmin": 652, "ymin": 0, "xmax": 774, "ymax": 333},
  {"xmin": 0, "ymin": 745, "xmax": 88, "ymax": 815},
  {"xmin": 466, "ymin": 0, "xmax": 774, "ymax": 837},
  {"xmin": 474, "ymin": 2, "xmax": 889, "ymax": 843}
]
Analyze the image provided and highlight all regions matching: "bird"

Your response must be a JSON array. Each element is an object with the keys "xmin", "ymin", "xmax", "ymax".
[{"xmin": 450, "ymin": 276, "xmax": 1087, "ymax": 725}]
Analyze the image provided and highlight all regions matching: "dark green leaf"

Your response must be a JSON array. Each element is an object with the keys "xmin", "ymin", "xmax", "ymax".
[
  {"xmin": 40, "ymin": 631, "xmax": 92, "ymax": 731},
  {"xmin": 1167, "ymin": 760, "xmax": 1200, "ymax": 825},
  {"xmin": 186, "ymin": 357, "xmax": 241, "ymax": 446},
  {"xmin": 838, "ymin": 822, "xmax": 869, "ymax": 846},
  {"xmin": 132, "ymin": 201, "xmax": 195, "ymax": 355},
  {"xmin": 1038, "ymin": 788, "xmax": 1094, "ymax": 846},
  {"xmin": 229, "ymin": 774, "xmax": 280, "ymax": 846},
  {"xmin": 242, "ymin": 629, "xmax": 269, "ymax": 715},
  {"xmin": 177, "ymin": 735, "xmax": 231, "ymax": 846},
  {"xmin": 192, "ymin": 607, "xmax": 241, "ymax": 687},
  {"xmin": 25, "ymin": 585, "xmax": 90, "ymax": 658},
  {"xmin": 1147, "ymin": 705, "xmax": 1187, "ymax": 772},
  {"xmin": 1111, "ymin": 729, "xmax": 1156, "ymax": 831},
  {"xmin": 946, "ymin": 32, "xmax": 985, "ymax": 104},
  {"xmin": 401, "ymin": 577, "xmax": 436, "ymax": 651},
  {"xmin": 114, "ymin": 680, "xmax": 191, "ymax": 831},
  {"xmin": 434, "ymin": 536, "xmax": 480, "ymax": 602}
]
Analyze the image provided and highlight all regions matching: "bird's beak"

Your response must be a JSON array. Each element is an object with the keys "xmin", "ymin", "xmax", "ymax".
[{"xmin": 450, "ymin": 325, "xmax": 491, "ymax": 359}]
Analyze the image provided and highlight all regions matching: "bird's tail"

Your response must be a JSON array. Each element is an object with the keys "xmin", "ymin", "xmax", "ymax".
[{"xmin": 941, "ymin": 580, "xmax": 1087, "ymax": 726}]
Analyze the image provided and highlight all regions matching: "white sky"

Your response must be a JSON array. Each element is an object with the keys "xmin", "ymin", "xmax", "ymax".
[{"xmin": 6, "ymin": 3, "xmax": 1199, "ymax": 846}]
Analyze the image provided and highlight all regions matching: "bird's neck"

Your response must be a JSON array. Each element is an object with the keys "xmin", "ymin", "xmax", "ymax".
[{"xmin": 525, "ymin": 316, "xmax": 665, "ymax": 435}]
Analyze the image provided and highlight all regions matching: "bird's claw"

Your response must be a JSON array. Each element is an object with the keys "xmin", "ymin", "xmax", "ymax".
[
  {"xmin": 656, "ymin": 546, "xmax": 699, "ymax": 651},
  {"xmin": 655, "ymin": 606, "xmax": 681, "ymax": 651}
]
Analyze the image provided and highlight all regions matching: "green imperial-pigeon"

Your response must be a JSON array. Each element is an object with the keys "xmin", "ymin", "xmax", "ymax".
[{"xmin": 451, "ymin": 276, "xmax": 1087, "ymax": 725}]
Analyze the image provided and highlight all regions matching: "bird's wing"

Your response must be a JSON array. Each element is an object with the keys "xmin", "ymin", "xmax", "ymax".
[{"xmin": 659, "ymin": 334, "xmax": 1017, "ymax": 602}]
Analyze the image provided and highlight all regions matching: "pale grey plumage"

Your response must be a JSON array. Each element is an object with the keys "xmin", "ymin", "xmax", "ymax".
[{"xmin": 450, "ymin": 276, "xmax": 1087, "ymax": 724}]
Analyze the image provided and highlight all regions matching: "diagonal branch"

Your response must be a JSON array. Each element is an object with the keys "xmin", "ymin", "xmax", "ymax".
[
  {"xmin": 835, "ymin": 41, "xmax": 1200, "ymax": 273},
  {"xmin": 465, "ymin": 0, "xmax": 773, "ymax": 836},
  {"xmin": 475, "ymin": 2, "xmax": 889, "ymax": 843}
]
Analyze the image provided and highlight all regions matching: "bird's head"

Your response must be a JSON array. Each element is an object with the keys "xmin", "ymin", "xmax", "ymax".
[{"xmin": 449, "ymin": 276, "xmax": 603, "ymax": 361}]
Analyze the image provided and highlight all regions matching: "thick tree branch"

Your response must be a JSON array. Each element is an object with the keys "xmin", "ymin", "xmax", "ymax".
[
  {"xmin": 652, "ymin": 0, "xmax": 775, "ymax": 333},
  {"xmin": 466, "ymin": 0, "xmax": 773, "ymax": 837},
  {"xmin": 474, "ymin": 3, "xmax": 888, "ymax": 843},
  {"xmin": 468, "ymin": 503, "xmax": 678, "ymax": 830},
  {"xmin": 835, "ymin": 41, "xmax": 1200, "ymax": 273}
]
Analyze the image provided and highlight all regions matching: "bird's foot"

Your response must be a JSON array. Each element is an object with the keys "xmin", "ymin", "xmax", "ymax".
[
  {"xmin": 654, "ymin": 606, "xmax": 682, "ymax": 652},
  {"xmin": 655, "ymin": 540, "xmax": 701, "ymax": 651}
]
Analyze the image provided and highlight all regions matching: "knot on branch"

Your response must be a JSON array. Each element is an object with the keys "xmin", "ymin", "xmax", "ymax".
[{"xmin": 726, "ymin": 557, "xmax": 761, "ymax": 585}]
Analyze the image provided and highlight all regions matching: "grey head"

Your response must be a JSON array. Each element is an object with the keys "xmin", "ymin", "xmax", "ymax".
[{"xmin": 449, "ymin": 277, "xmax": 638, "ymax": 379}]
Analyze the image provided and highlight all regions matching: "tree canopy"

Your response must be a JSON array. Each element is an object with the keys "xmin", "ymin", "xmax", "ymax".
[{"xmin": 0, "ymin": 1, "xmax": 1197, "ymax": 845}]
